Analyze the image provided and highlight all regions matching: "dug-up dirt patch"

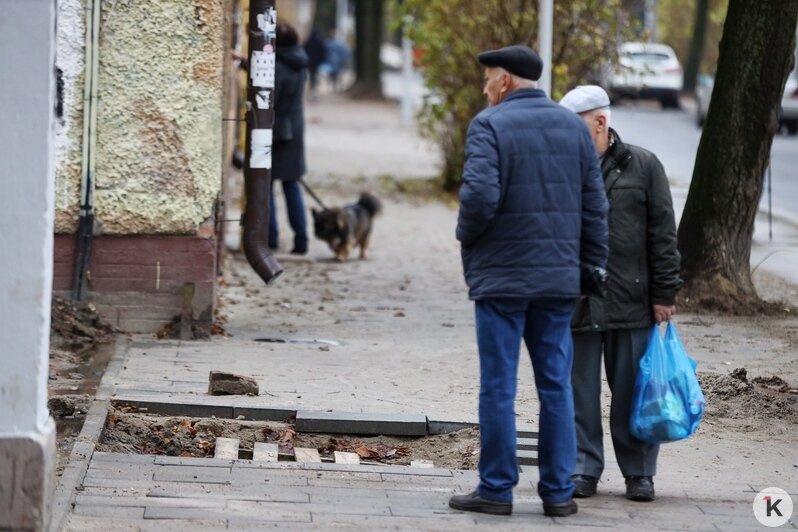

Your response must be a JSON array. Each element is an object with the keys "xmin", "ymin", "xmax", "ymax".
[
  {"xmin": 49, "ymin": 297, "xmax": 118, "ymax": 476},
  {"xmin": 97, "ymin": 408, "xmax": 480, "ymax": 470},
  {"xmin": 698, "ymin": 368, "xmax": 798, "ymax": 436}
]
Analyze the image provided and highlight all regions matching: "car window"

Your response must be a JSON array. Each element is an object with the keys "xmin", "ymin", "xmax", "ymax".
[{"xmin": 625, "ymin": 53, "xmax": 670, "ymax": 62}]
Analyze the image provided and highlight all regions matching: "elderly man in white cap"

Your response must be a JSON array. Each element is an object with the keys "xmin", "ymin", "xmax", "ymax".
[{"xmin": 559, "ymin": 85, "xmax": 683, "ymax": 502}]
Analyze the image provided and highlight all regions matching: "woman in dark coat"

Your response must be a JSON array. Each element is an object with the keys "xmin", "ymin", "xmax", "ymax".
[{"xmin": 270, "ymin": 23, "xmax": 309, "ymax": 254}]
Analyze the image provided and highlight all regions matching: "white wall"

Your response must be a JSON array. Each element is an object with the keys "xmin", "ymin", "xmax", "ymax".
[
  {"xmin": 54, "ymin": 0, "xmax": 85, "ymax": 230},
  {"xmin": 0, "ymin": 0, "xmax": 57, "ymax": 435}
]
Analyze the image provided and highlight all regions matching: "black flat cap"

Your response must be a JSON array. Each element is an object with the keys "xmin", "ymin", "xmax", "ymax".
[{"xmin": 478, "ymin": 45, "xmax": 543, "ymax": 81}]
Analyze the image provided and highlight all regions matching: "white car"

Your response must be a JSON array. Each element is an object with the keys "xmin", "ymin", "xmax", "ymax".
[
  {"xmin": 608, "ymin": 42, "xmax": 683, "ymax": 108},
  {"xmin": 696, "ymin": 71, "xmax": 798, "ymax": 136}
]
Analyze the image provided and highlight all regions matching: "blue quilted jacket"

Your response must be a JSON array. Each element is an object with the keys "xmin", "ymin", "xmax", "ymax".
[{"xmin": 456, "ymin": 88, "xmax": 609, "ymax": 300}]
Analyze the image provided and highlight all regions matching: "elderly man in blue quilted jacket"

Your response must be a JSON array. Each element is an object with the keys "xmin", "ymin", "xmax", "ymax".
[{"xmin": 449, "ymin": 45, "xmax": 609, "ymax": 518}]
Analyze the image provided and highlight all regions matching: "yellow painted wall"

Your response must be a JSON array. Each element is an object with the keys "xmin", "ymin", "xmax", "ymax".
[{"xmin": 55, "ymin": 0, "xmax": 227, "ymax": 235}]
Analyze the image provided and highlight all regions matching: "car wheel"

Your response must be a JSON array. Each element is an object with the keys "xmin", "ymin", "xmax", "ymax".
[
  {"xmin": 660, "ymin": 94, "xmax": 680, "ymax": 109},
  {"xmin": 696, "ymin": 113, "xmax": 704, "ymax": 128},
  {"xmin": 785, "ymin": 119, "xmax": 798, "ymax": 136}
]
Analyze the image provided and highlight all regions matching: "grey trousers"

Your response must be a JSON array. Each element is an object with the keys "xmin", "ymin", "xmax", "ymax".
[{"xmin": 571, "ymin": 328, "xmax": 659, "ymax": 479}]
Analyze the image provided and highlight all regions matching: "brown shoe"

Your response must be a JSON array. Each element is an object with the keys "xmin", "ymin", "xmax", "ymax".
[
  {"xmin": 449, "ymin": 491, "xmax": 512, "ymax": 515},
  {"xmin": 543, "ymin": 498, "xmax": 578, "ymax": 517}
]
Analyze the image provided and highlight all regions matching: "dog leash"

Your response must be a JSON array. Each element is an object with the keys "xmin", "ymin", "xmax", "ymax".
[
  {"xmin": 298, "ymin": 178, "xmax": 328, "ymax": 210},
  {"xmin": 221, "ymin": 178, "xmax": 327, "ymax": 224}
]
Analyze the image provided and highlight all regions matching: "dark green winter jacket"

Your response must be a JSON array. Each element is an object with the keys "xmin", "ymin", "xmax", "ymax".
[{"xmin": 572, "ymin": 129, "xmax": 683, "ymax": 332}]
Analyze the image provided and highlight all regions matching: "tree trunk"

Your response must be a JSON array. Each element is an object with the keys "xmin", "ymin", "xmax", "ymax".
[
  {"xmin": 682, "ymin": 0, "xmax": 708, "ymax": 93},
  {"xmin": 677, "ymin": 0, "xmax": 798, "ymax": 311},
  {"xmin": 350, "ymin": 0, "xmax": 383, "ymax": 99}
]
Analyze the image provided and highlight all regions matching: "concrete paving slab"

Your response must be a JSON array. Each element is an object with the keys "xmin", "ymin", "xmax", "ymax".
[
  {"xmin": 253, "ymin": 442, "xmax": 279, "ymax": 462},
  {"xmin": 151, "ymin": 464, "xmax": 233, "ymax": 484},
  {"xmin": 153, "ymin": 455, "xmax": 233, "ymax": 467},
  {"xmin": 313, "ymin": 513, "xmax": 482, "ymax": 531},
  {"xmin": 143, "ymin": 504, "xmax": 312, "ymax": 523},
  {"xmin": 213, "ymin": 437, "xmax": 239, "ymax": 459},
  {"xmin": 226, "ymin": 466, "xmax": 378, "ymax": 483},
  {"xmin": 113, "ymin": 397, "xmax": 234, "ymax": 418},
  {"xmin": 303, "ymin": 486, "xmax": 392, "ymax": 505},
  {"xmin": 63, "ymin": 515, "xmax": 229, "ymax": 532},
  {"xmin": 75, "ymin": 494, "xmax": 225, "ymax": 509},
  {"xmin": 334, "ymin": 451, "xmax": 360, "ymax": 464},
  {"xmin": 294, "ymin": 447, "xmax": 322, "ymax": 463},
  {"xmin": 302, "ymin": 462, "xmax": 423, "ymax": 475},
  {"xmin": 234, "ymin": 405, "xmax": 296, "ymax": 421},
  {"xmin": 82, "ymin": 466, "xmax": 154, "ymax": 482},
  {"xmin": 147, "ymin": 484, "xmax": 310, "ymax": 503},
  {"xmin": 231, "ymin": 459, "xmax": 304, "ymax": 471},
  {"xmin": 90, "ymin": 452, "xmax": 155, "ymax": 466},
  {"xmin": 72, "ymin": 505, "xmax": 145, "ymax": 519},
  {"xmin": 296, "ymin": 410, "xmax": 428, "ymax": 436}
]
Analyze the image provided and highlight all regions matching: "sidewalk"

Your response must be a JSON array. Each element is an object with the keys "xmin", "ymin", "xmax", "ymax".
[{"xmin": 53, "ymin": 95, "xmax": 798, "ymax": 531}]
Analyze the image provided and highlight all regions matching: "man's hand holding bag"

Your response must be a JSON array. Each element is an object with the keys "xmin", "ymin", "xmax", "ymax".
[{"xmin": 630, "ymin": 322, "xmax": 705, "ymax": 444}]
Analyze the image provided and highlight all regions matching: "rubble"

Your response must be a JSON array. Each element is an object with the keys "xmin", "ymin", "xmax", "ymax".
[{"xmin": 208, "ymin": 370, "xmax": 259, "ymax": 395}]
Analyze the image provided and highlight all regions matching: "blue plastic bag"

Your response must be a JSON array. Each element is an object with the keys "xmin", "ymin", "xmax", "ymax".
[{"xmin": 629, "ymin": 322, "xmax": 705, "ymax": 444}]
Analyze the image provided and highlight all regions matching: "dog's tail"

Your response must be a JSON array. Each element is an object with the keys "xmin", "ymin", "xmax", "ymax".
[{"xmin": 358, "ymin": 193, "xmax": 382, "ymax": 217}]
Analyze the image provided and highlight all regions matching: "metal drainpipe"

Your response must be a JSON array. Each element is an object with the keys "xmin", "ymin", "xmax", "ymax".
[
  {"xmin": 72, "ymin": 0, "xmax": 101, "ymax": 301},
  {"xmin": 242, "ymin": 0, "xmax": 283, "ymax": 284}
]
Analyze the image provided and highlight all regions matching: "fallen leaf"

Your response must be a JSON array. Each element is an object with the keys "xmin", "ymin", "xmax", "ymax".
[
  {"xmin": 277, "ymin": 428, "xmax": 296, "ymax": 442},
  {"xmin": 355, "ymin": 445, "xmax": 379, "ymax": 459}
]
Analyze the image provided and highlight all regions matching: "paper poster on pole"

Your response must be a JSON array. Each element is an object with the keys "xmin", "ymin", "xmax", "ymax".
[
  {"xmin": 250, "ymin": 51, "xmax": 275, "ymax": 88},
  {"xmin": 250, "ymin": 129, "xmax": 273, "ymax": 169}
]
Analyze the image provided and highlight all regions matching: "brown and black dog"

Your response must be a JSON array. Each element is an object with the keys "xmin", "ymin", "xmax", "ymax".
[{"xmin": 311, "ymin": 193, "xmax": 381, "ymax": 261}]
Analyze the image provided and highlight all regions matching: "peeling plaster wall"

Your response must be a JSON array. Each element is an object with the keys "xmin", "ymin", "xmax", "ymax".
[
  {"xmin": 55, "ymin": 0, "xmax": 226, "ymax": 236},
  {"xmin": 54, "ymin": 0, "xmax": 86, "ymax": 233}
]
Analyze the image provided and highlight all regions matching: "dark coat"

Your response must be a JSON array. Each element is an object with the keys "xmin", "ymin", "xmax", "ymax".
[
  {"xmin": 456, "ymin": 88, "xmax": 609, "ymax": 300},
  {"xmin": 572, "ymin": 129, "xmax": 683, "ymax": 331},
  {"xmin": 303, "ymin": 30, "xmax": 326, "ymax": 70},
  {"xmin": 272, "ymin": 45, "xmax": 308, "ymax": 181}
]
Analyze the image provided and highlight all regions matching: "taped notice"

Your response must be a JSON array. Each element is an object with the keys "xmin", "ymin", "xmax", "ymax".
[
  {"xmin": 257, "ymin": 7, "xmax": 277, "ymax": 37},
  {"xmin": 251, "ymin": 129, "xmax": 273, "ymax": 169},
  {"xmin": 256, "ymin": 90, "xmax": 271, "ymax": 109},
  {"xmin": 250, "ymin": 51, "xmax": 275, "ymax": 88}
]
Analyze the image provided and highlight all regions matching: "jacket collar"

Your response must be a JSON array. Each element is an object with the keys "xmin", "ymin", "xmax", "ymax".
[
  {"xmin": 501, "ymin": 88, "xmax": 547, "ymax": 103},
  {"xmin": 601, "ymin": 128, "xmax": 632, "ymax": 175}
]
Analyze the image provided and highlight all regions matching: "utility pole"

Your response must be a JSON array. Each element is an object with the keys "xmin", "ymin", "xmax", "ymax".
[
  {"xmin": 242, "ymin": 0, "xmax": 283, "ymax": 284},
  {"xmin": 336, "ymin": 0, "xmax": 348, "ymax": 40},
  {"xmin": 538, "ymin": 0, "xmax": 553, "ymax": 96},
  {"xmin": 400, "ymin": 13, "xmax": 414, "ymax": 127},
  {"xmin": 644, "ymin": 0, "xmax": 658, "ymax": 41}
]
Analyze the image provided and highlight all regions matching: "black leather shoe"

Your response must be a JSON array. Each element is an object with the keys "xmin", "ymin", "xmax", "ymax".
[
  {"xmin": 625, "ymin": 476, "xmax": 655, "ymax": 502},
  {"xmin": 543, "ymin": 498, "xmax": 578, "ymax": 517},
  {"xmin": 448, "ymin": 491, "xmax": 512, "ymax": 515},
  {"xmin": 571, "ymin": 474, "xmax": 598, "ymax": 498},
  {"xmin": 290, "ymin": 244, "xmax": 308, "ymax": 255}
]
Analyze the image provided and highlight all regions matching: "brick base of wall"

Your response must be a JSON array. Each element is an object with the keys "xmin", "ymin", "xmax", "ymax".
[{"xmin": 54, "ymin": 235, "xmax": 217, "ymax": 333}]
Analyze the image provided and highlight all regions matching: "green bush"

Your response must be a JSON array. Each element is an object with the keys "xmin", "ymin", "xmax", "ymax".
[{"xmin": 402, "ymin": 0, "xmax": 634, "ymax": 190}]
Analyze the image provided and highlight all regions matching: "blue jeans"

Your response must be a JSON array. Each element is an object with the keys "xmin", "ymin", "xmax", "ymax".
[
  {"xmin": 269, "ymin": 178, "xmax": 308, "ymax": 251},
  {"xmin": 474, "ymin": 297, "xmax": 576, "ymax": 504}
]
